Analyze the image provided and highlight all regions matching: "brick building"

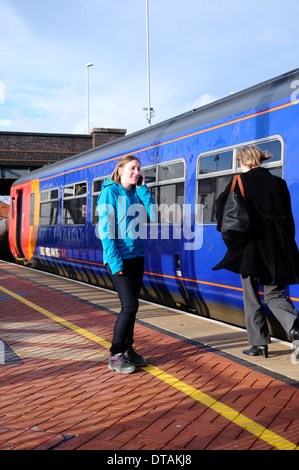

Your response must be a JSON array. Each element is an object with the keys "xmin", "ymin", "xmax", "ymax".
[{"xmin": 0, "ymin": 127, "xmax": 126, "ymax": 195}]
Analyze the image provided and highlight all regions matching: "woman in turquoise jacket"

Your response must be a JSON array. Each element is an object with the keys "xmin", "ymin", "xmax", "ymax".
[{"xmin": 97, "ymin": 154, "xmax": 157, "ymax": 374}]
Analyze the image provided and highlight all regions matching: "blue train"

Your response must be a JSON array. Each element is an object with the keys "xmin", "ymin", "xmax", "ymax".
[{"xmin": 9, "ymin": 68, "xmax": 299, "ymax": 341}]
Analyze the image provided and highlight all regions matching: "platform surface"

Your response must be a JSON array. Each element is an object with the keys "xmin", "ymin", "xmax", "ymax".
[{"xmin": 0, "ymin": 260, "xmax": 299, "ymax": 453}]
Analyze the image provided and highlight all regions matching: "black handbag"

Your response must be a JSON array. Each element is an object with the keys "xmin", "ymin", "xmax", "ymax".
[{"xmin": 221, "ymin": 175, "xmax": 251, "ymax": 250}]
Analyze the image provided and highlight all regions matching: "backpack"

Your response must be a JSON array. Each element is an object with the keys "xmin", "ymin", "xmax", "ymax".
[{"xmin": 221, "ymin": 174, "xmax": 251, "ymax": 250}]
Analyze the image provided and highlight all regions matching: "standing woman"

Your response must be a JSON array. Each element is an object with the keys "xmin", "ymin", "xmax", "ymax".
[
  {"xmin": 97, "ymin": 155, "xmax": 157, "ymax": 374},
  {"xmin": 213, "ymin": 146, "xmax": 299, "ymax": 360}
]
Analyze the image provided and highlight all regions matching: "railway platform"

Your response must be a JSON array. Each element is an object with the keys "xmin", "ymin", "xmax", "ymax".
[{"xmin": 0, "ymin": 260, "xmax": 299, "ymax": 454}]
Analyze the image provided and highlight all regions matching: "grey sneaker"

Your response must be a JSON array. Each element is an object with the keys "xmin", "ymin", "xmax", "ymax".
[
  {"xmin": 124, "ymin": 347, "xmax": 149, "ymax": 367},
  {"xmin": 108, "ymin": 352, "xmax": 136, "ymax": 374}
]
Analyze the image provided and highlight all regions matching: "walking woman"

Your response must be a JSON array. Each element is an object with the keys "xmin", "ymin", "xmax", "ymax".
[
  {"xmin": 97, "ymin": 155, "xmax": 157, "ymax": 373},
  {"xmin": 213, "ymin": 146, "xmax": 299, "ymax": 361}
]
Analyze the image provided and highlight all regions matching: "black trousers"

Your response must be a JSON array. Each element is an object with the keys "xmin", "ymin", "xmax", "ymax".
[{"xmin": 107, "ymin": 257, "xmax": 144, "ymax": 355}]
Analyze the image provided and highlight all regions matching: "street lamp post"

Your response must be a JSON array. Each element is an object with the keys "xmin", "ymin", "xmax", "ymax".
[
  {"xmin": 86, "ymin": 63, "xmax": 93, "ymax": 133},
  {"xmin": 144, "ymin": 0, "xmax": 154, "ymax": 126}
]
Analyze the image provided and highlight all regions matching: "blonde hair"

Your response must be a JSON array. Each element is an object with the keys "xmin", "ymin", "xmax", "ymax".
[
  {"xmin": 111, "ymin": 154, "xmax": 141, "ymax": 184},
  {"xmin": 236, "ymin": 145, "xmax": 272, "ymax": 168}
]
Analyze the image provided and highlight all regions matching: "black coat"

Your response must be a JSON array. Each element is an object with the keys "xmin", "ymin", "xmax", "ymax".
[{"xmin": 213, "ymin": 167, "xmax": 299, "ymax": 286}]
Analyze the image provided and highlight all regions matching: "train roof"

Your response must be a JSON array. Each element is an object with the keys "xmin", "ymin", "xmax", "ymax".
[{"xmin": 12, "ymin": 67, "xmax": 299, "ymax": 186}]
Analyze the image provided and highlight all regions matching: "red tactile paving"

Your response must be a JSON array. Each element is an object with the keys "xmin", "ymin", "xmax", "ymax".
[{"xmin": 0, "ymin": 263, "xmax": 299, "ymax": 451}]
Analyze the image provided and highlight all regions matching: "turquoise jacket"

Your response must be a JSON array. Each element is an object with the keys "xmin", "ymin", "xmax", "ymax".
[{"xmin": 97, "ymin": 178, "xmax": 157, "ymax": 275}]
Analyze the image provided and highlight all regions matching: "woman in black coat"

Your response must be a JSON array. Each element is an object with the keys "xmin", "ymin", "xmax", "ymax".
[{"xmin": 213, "ymin": 145, "xmax": 299, "ymax": 360}]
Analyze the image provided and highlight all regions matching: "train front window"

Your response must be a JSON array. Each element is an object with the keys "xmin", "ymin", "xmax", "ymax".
[
  {"xmin": 62, "ymin": 182, "xmax": 87, "ymax": 225},
  {"xmin": 40, "ymin": 188, "xmax": 59, "ymax": 226},
  {"xmin": 11, "ymin": 198, "xmax": 15, "ymax": 219},
  {"xmin": 30, "ymin": 194, "xmax": 35, "ymax": 226}
]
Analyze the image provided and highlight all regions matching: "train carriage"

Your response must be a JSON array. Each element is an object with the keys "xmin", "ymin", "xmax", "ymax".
[{"xmin": 9, "ymin": 68, "xmax": 299, "ymax": 341}]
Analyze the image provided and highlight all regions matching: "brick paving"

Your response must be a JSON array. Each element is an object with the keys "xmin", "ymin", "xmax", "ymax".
[{"xmin": 0, "ymin": 261, "xmax": 299, "ymax": 451}]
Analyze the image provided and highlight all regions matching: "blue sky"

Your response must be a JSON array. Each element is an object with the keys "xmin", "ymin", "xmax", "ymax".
[{"xmin": 1, "ymin": 0, "xmax": 299, "ymax": 136}]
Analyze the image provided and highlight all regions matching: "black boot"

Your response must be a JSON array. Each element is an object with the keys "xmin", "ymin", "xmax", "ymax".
[{"xmin": 243, "ymin": 345, "xmax": 268, "ymax": 358}]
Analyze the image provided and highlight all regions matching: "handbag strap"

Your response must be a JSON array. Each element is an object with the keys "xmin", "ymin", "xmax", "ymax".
[{"xmin": 230, "ymin": 174, "xmax": 245, "ymax": 197}]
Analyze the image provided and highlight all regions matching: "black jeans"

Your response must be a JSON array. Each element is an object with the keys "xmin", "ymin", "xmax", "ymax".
[{"xmin": 107, "ymin": 257, "xmax": 144, "ymax": 355}]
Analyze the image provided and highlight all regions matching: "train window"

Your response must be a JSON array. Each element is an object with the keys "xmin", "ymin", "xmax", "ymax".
[
  {"xmin": 62, "ymin": 182, "xmax": 87, "ymax": 225},
  {"xmin": 157, "ymin": 182, "xmax": 185, "ymax": 223},
  {"xmin": 63, "ymin": 186, "xmax": 74, "ymax": 198},
  {"xmin": 237, "ymin": 139, "xmax": 282, "ymax": 164},
  {"xmin": 51, "ymin": 189, "xmax": 59, "ymax": 199},
  {"xmin": 40, "ymin": 188, "xmax": 59, "ymax": 226},
  {"xmin": 143, "ymin": 167, "xmax": 157, "ymax": 184},
  {"xmin": 197, "ymin": 175, "xmax": 231, "ymax": 223},
  {"xmin": 11, "ymin": 198, "xmax": 15, "ymax": 219},
  {"xmin": 196, "ymin": 136, "xmax": 283, "ymax": 224},
  {"xmin": 199, "ymin": 150, "xmax": 233, "ymax": 175},
  {"xmin": 92, "ymin": 178, "xmax": 106, "ymax": 225},
  {"xmin": 196, "ymin": 150, "xmax": 233, "ymax": 223},
  {"xmin": 41, "ymin": 191, "xmax": 49, "ymax": 202},
  {"xmin": 143, "ymin": 161, "xmax": 185, "ymax": 223},
  {"xmin": 269, "ymin": 167, "xmax": 283, "ymax": 178},
  {"xmin": 159, "ymin": 162, "xmax": 184, "ymax": 181}
]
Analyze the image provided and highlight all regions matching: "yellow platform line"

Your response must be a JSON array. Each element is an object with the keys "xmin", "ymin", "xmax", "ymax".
[
  {"xmin": 0, "ymin": 285, "xmax": 111, "ymax": 351},
  {"xmin": 0, "ymin": 284, "xmax": 298, "ymax": 451}
]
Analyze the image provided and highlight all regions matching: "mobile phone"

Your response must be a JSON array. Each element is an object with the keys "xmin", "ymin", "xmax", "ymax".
[{"xmin": 137, "ymin": 175, "xmax": 143, "ymax": 186}]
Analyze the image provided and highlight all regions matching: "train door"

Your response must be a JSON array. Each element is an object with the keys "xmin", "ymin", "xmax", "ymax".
[
  {"xmin": 27, "ymin": 181, "xmax": 40, "ymax": 260},
  {"xmin": 15, "ymin": 189, "xmax": 25, "ymax": 258},
  {"xmin": 9, "ymin": 181, "xmax": 40, "ymax": 261},
  {"xmin": 142, "ymin": 160, "xmax": 199, "ymax": 312}
]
